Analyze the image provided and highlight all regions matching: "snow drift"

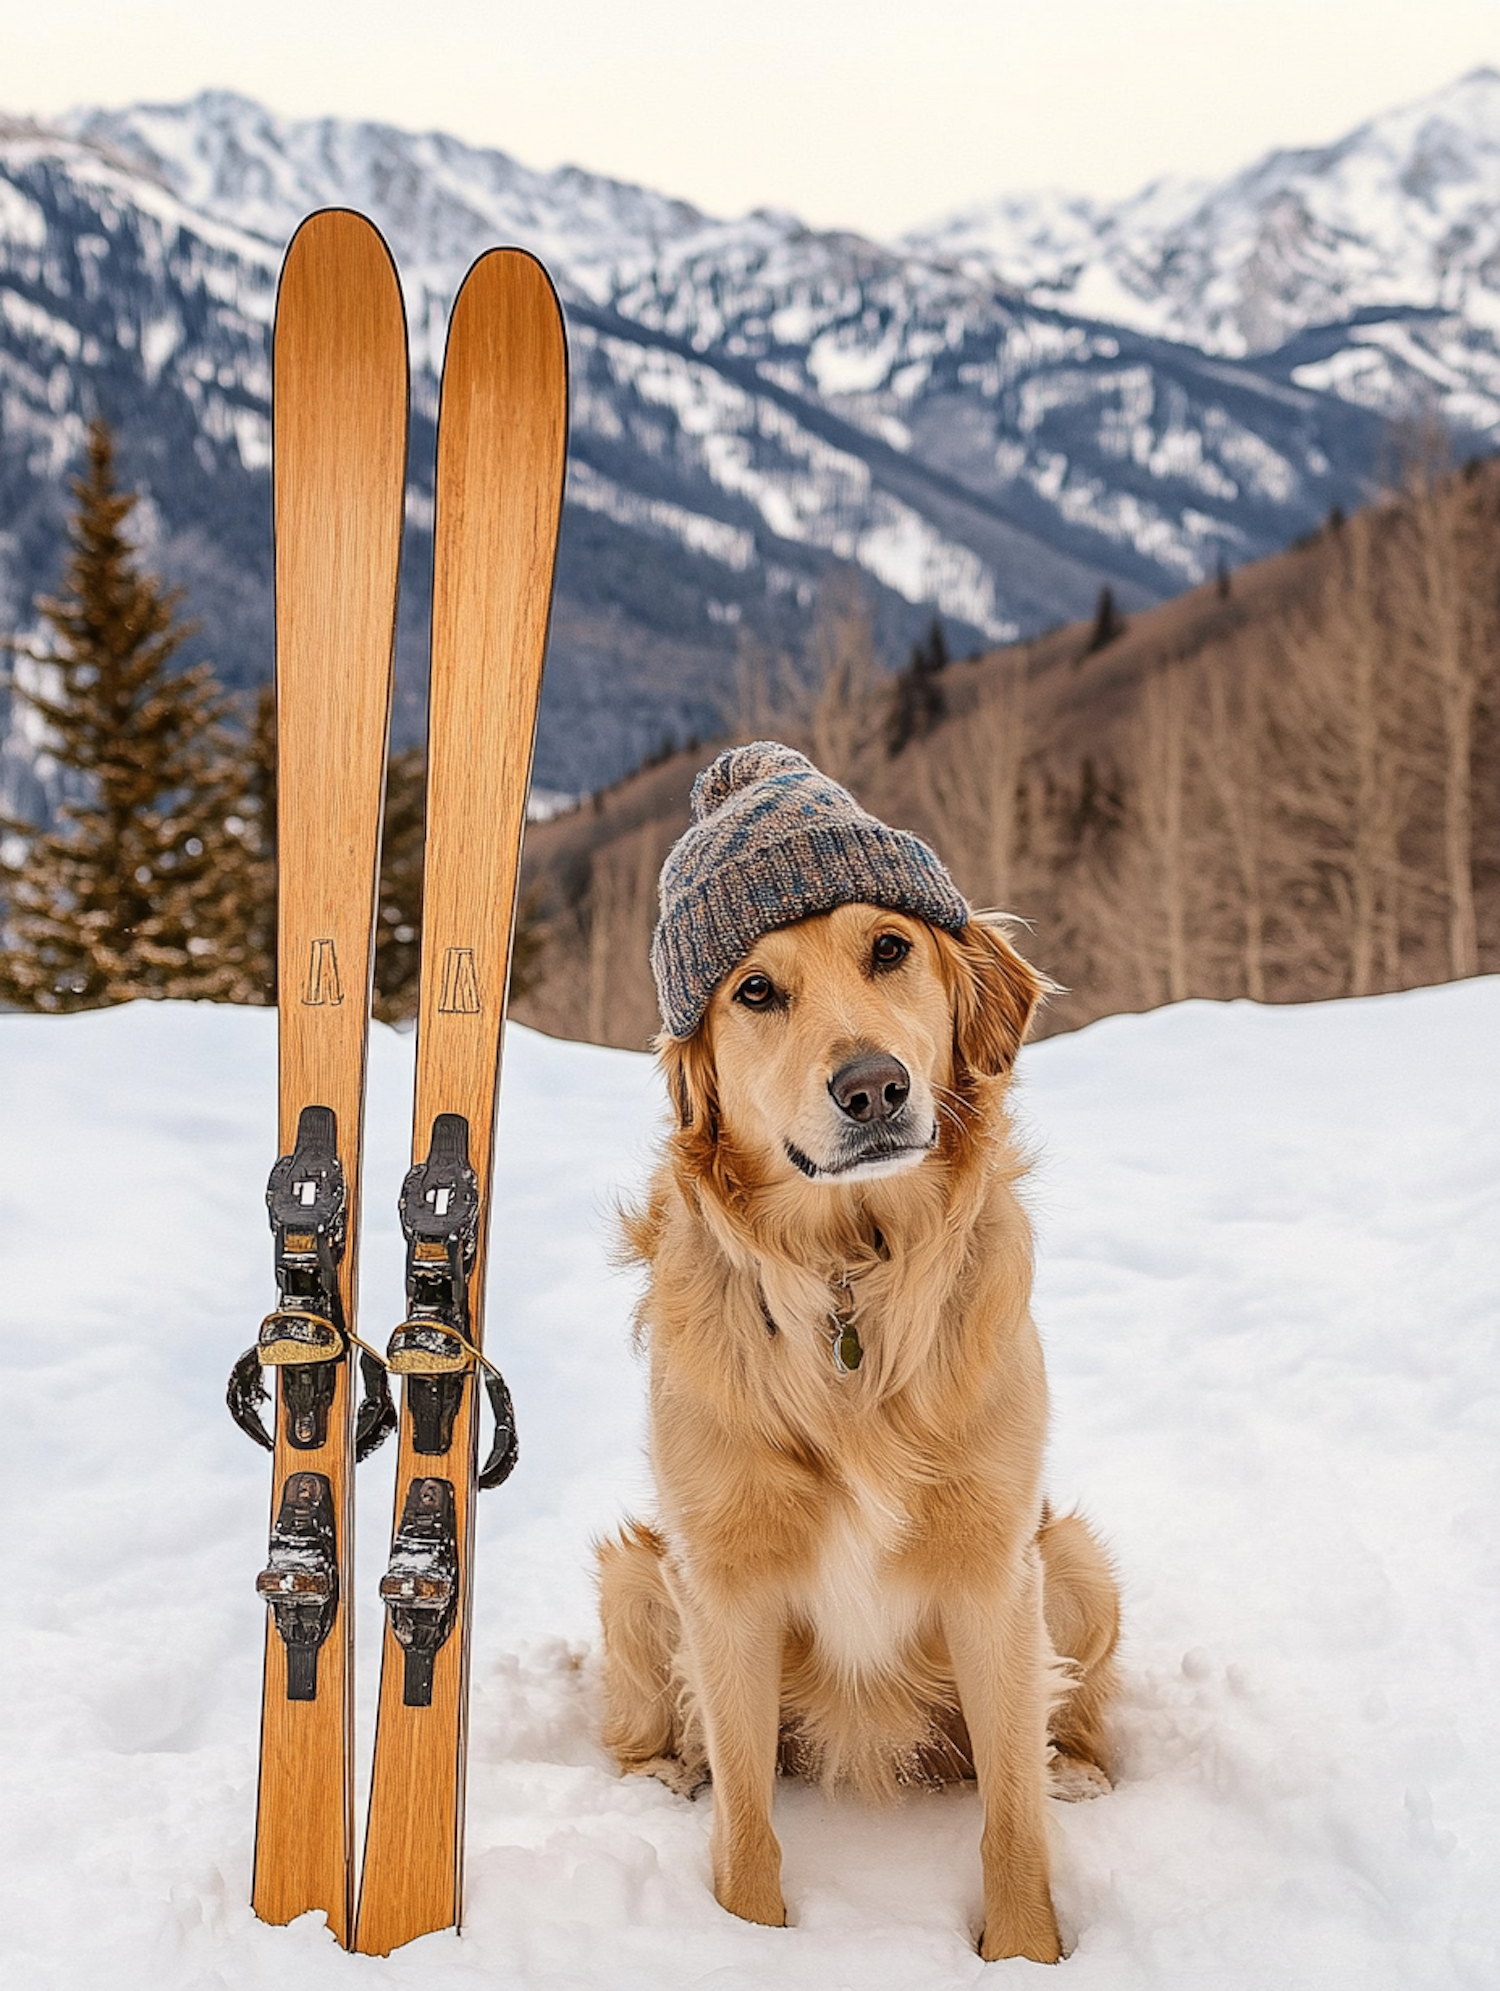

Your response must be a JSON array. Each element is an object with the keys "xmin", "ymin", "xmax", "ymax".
[{"xmin": 0, "ymin": 982, "xmax": 1496, "ymax": 1987}]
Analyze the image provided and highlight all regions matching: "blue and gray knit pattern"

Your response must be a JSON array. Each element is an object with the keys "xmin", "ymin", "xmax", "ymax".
[{"xmin": 650, "ymin": 741, "xmax": 970, "ymax": 1037}]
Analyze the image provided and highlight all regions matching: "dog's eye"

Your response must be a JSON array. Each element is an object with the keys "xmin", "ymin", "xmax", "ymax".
[
  {"xmin": 735, "ymin": 973, "xmax": 776, "ymax": 1009},
  {"xmin": 871, "ymin": 933, "xmax": 910, "ymax": 971}
]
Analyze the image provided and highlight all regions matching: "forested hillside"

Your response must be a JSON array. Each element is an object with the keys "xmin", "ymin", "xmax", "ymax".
[{"xmin": 514, "ymin": 453, "xmax": 1500, "ymax": 1045}]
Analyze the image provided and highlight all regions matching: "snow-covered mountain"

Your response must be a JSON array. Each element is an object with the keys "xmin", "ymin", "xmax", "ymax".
[
  {"xmin": 908, "ymin": 68, "xmax": 1500, "ymax": 429},
  {"xmin": 2, "ymin": 78, "xmax": 1496, "ymax": 791}
]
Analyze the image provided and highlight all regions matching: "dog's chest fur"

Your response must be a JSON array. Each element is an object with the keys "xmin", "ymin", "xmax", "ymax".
[{"xmin": 790, "ymin": 1479, "xmax": 923, "ymax": 1679}]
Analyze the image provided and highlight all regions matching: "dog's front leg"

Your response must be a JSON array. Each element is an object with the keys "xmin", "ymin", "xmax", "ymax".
[
  {"xmin": 942, "ymin": 1558, "xmax": 1062, "ymax": 1964},
  {"xmin": 682, "ymin": 1587, "xmax": 786, "ymax": 1929}
]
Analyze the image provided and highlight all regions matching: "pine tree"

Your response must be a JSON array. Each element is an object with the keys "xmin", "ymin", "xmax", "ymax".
[
  {"xmin": 0, "ymin": 421, "xmax": 266, "ymax": 1010},
  {"xmin": 230, "ymin": 683, "xmax": 278, "ymax": 1000},
  {"xmin": 1085, "ymin": 585, "xmax": 1126, "ymax": 655}
]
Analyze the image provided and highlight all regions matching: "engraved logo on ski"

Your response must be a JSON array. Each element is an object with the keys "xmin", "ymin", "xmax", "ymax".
[
  {"xmin": 302, "ymin": 936, "xmax": 344, "ymax": 1006},
  {"xmin": 436, "ymin": 945, "xmax": 481, "ymax": 1013}
]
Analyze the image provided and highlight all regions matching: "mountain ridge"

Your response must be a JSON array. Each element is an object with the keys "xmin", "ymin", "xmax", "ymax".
[
  {"xmin": 1, "ymin": 76, "xmax": 1496, "ymax": 796},
  {"xmin": 907, "ymin": 66, "xmax": 1500, "ymax": 423}
]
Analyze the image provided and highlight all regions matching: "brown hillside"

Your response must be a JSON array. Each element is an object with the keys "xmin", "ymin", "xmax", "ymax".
[{"xmin": 514, "ymin": 460, "xmax": 1500, "ymax": 1050}]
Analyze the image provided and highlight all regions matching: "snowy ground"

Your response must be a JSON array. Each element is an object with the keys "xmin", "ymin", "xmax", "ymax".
[{"xmin": 1, "ymin": 983, "xmax": 1496, "ymax": 1989}]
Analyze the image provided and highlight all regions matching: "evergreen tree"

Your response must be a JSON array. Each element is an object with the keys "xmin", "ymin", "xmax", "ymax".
[
  {"xmin": 0, "ymin": 421, "xmax": 266, "ymax": 1009},
  {"xmin": 230, "ymin": 683, "xmax": 278, "ymax": 1000},
  {"xmin": 886, "ymin": 615, "xmax": 949, "ymax": 755},
  {"xmin": 1085, "ymin": 585, "xmax": 1126, "ymax": 655}
]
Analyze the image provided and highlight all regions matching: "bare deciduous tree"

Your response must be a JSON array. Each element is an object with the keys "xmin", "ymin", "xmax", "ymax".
[
  {"xmin": 1393, "ymin": 462, "xmax": 1487, "ymax": 981},
  {"xmin": 1135, "ymin": 659, "xmax": 1192, "ymax": 1003},
  {"xmin": 1197, "ymin": 638, "xmax": 1270, "ymax": 1000},
  {"xmin": 799, "ymin": 576, "xmax": 884, "ymax": 787},
  {"xmin": 917, "ymin": 655, "xmax": 1027, "ymax": 911}
]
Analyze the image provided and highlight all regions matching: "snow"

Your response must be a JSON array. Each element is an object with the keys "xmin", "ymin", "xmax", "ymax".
[
  {"xmin": 1, "ymin": 981, "xmax": 1497, "ymax": 1987},
  {"xmin": 904, "ymin": 69, "xmax": 1500, "ymax": 434},
  {"xmin": 908, "ymin": 69, "xmax": 1500, "ymax": 363}
]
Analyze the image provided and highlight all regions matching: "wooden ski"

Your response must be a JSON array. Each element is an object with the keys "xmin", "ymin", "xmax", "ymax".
[
  {"xmin": 232, "ymin": 209, "xmax": 408, "ymax": 1945},
  {"xmin": 353, "ymin": 249, "xmax": 568, "ymax": 1955}
]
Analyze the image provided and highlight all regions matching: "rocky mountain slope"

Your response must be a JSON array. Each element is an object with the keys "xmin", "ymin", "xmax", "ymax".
[
  {"xmin": 909, "ymin": 67, "xmax": 1500, "ymax": 426},
  {"xmin": 2, "ymin": 76, "xmax": 1496, "ymax": 794}
]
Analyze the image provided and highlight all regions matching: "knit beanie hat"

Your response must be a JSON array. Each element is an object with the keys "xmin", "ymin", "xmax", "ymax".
[{"xmin": 649, "ymin": 741, "xmax": 970, "ymax": 1038}]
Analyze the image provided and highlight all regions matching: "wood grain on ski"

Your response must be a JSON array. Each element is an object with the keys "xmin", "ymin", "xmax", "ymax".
[
  {"xmin": 255, "ymin": 209, "xmax": 407, "ymax": 1945},
  {"xmin": 354, "ymin": 249, "xmax": 567, "ymax": 1956}
]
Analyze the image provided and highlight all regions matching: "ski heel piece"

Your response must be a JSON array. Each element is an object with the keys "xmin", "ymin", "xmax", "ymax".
[
  {"xmin": 257, "ymin": 1470, "xmax": 339, "ymax": 1700},
  {"xmin": 378, "ymin": 1477, "xmax": 459, "ymax": 1706}
]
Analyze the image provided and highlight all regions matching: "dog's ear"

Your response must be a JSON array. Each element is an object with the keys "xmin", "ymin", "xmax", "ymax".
[
  {"xmin": 944, "ymin": 918, "xmax": 1050, "ymax": 1078},
  {"xmin": 657, "ymin": 1025, "xmax": 719, "ymax": 1137}
]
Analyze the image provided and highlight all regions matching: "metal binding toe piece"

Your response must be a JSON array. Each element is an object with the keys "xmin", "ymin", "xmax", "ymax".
[{"xmin": 228, "ymin": 1104, "xmax": 395, "ymax": 1461}]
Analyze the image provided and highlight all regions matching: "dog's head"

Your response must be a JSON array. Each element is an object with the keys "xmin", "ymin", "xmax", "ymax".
[{"xmin": 660, "ymin": 905, "xmax": 1045, "ymax": 1191}]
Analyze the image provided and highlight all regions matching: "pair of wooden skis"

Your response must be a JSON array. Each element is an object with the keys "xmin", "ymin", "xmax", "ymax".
[{"xmin": 226, "ymin": 210, "xmax": 567, "ymax": 1953}]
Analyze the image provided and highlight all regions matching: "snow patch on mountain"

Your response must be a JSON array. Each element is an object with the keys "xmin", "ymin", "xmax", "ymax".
[
  {"xmin": 909, "ymin": 68, "xmax": 1500, "ymax": 436},
  {"xmin": 568, "ymin": 460, "xmax": 757, "ymax": 573}
]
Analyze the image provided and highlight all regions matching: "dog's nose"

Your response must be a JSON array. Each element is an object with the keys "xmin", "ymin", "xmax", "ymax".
[{"xmin": 829, "ymin": 1053, "xmax": 910, "ymax": 1124}]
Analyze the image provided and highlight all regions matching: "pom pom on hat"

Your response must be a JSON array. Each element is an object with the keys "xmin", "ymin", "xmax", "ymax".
[{"xmin": 689, "ymin": 740, "xmax": 811, "ymax": 820}]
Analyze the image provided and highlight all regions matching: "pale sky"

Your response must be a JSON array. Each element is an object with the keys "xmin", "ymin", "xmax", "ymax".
[{"xmin": 7, "ymin": 0, "xmax": 1500, "ymax": 236}]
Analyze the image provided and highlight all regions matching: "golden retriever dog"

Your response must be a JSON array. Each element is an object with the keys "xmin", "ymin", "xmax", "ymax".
[{"xmin": 598, "ymin": 902, "xmax": 1119, "ymax": 1963}]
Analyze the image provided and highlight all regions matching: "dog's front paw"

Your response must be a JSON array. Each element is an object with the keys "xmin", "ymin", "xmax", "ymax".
[
  {"xmin": 1048, "ymin": 1750, "xmax": 1112, "ymax": 1801},
  {"xmin": 715, "ymin": 1875, "xmax": 787, "ymax": 1930},
  {"xmin": 979, "ymin": 1913, "xmax": 1062, "ymax": 1965},
  {"xmin": 713, "ymin": 1825, "xmax": 786, "ymax": 1929}
]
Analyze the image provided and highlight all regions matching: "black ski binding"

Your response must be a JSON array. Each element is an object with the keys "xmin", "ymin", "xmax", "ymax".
[
  {"xmin": 383, "ymin": 1113, "xmax": 518, "ymax": 1481},
  {"xmin": 227, "ymin": 1104, "xmax": 395, "ymax": 1459},
  {"xmin": 228, "ymin": 1346, "xmax": 395, "ymax": 1461},
  {"xmin": 388, "ymin": 1114, "xmax": 480, "ymax": 1456},
  {"xmin": 378, "ymin": 1477, "xmax": 459, "ymax": 1706},
  {"xmin": 256, "ymin": 1470, "xmax": 338, "ymax": 1700}
]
